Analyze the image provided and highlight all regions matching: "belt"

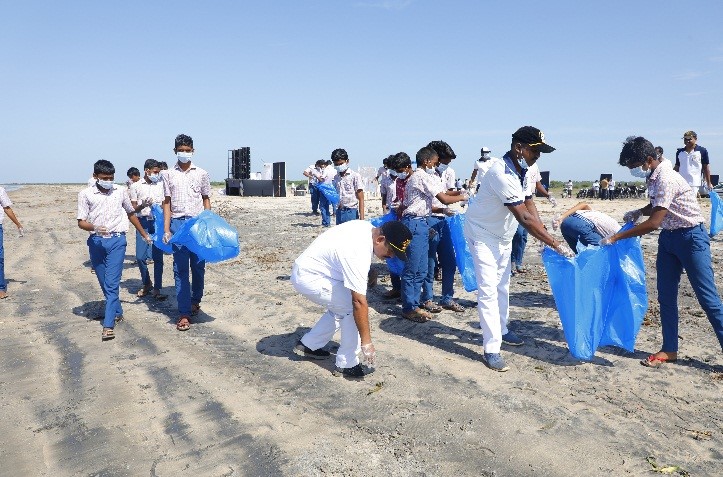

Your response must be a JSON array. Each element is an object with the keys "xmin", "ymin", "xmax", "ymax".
[
  {"xmin": 93, "ymin": 232, "xmax": 126, "ymax": 238},
  {"xmin": 402, "ymin": 215, "xmax": 428, "ymax": 220},
  {"xmin": 337, "ymin": 206, "xmax": 356, "ymax": 211},
  {"xmin": 172, "ymin": 215, "xmax": 194, "ymax": 220}
]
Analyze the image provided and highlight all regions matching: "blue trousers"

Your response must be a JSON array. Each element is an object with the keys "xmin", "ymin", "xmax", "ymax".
[
  {"xmin": 401, "ymin": 216, "xmax": 430, "ymax": 312},
  {"xmin": 88, "ymin": 233, "xmax": 127, "ymax": 328},
  {"xmin": 171, "ymin": 217, "xmax": 206, "ymax": 316},
  {"xmin": 560, "ymin": 214, "xmax": 603, "ymax": 251},
  {"xmin": 136, "ymin": 217, "xmax": 164, "ymax": 291},
  {"xmin": 0, "ymin": 225, "xmax": 5, "ymax": 292},
  {"xmin": 510, "ymin": 224, "xmax": 528, "ymax": 267},
  {"xmin": 422, "ymin": 216, "xmax": 456, "ymax": 304},
  {"xmin": 335, "ymin": 207, "xmax": 359, "ymax": 225},
  {"xmin": 319, "ymin": 194, "xmax": 331, "ymax": 227},
  {"xmin": 657, "ymin": 224, "xmax": 723, "ymax": 353},
  {"xmin": 309, "ymin": 184, "xmax": 319, "ymax": 213}
]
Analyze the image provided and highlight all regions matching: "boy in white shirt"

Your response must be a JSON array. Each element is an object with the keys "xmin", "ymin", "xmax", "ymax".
[{"xmin": 331, "ymin": 148, "xmax": 365, "ymax": 224}]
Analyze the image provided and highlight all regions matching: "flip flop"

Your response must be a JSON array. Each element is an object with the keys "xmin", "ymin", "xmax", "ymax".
[
  {"xmin": 422, "ymin": 300, "xmax": 443, "ymax": 313},
  {"xmin": 401, "ymin": 309, "xmax": 433, "ymax": 323},
  {"xmin": 102, "ymin": 328, "xmax": 115, "ymax": 341},
  {"xmin": 442, "ymin": 301, "xmax": 465, "ymax": 313},
  {"xmin": 176, "ymin": 316, "xmax": 191, "ymax": 331},
  {"xmin": 640, "ymin": 354, "xmax": 677, "ymax": 368}
]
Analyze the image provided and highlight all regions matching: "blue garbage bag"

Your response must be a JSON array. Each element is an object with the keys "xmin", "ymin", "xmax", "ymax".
[
  {"xmin": 710, "ymin": 190, "xmax": 723, "ymax": 237},
  {"xmin": 541, "ymin": 223, "xmax": 647, "ymax": 360},
  {"xmin": 446, "ymin": 214, "xmax": 477, "ymax": 292},
  {"xmin": 369, "ymin": 210, "xmax": 405, "ymax": 275},
  {"xmin": 316, "ymin": 183, "xmax": 340, "ymax": 206},
  {"xmin": 149, "ymin": 204, "xmax": 240, "ymax": 263}
]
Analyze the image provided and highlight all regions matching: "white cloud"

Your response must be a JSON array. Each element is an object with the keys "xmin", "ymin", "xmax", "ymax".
[
  {"xmin": 355, "ymin": 0, "xmax": 414, "ymax": 10},
  {"xmin": 672, "ymin": 71, "xmax": 704, "ymax": 80},
  {"xmin": 683, "ymin": 91, "xmax": 707, "ymax": 97}
]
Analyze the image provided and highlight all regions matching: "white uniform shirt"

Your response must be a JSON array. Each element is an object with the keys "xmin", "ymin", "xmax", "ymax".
[
  {"xmin": 464, "ymin": 157, "xmax": 525, "ymax": 243},
  {"xmin": 523, "ymin": 163, "xmax": 541, "ymax": 199},
  {"xmin": 320, "ymin": 164, "xmax": 336, "ymax": 184},
  {"xmin": 77, "ymin": 184, "xmax": 135, "ymax": 234},
  {"xmin": 294, "ymin": 220, "xmax": 374, "ymax": 295},
  {"xmin": 129, "ymin": 180, "xmax": 165, "ymax": 218},
  {"xmin": 475, "ymin": 158, "xmax": 495, "ymax": 181},
  {"xmin": 0, "ymin": 187, "xmax": 12, "ymax": 225},
  {"xmin": 676, "ymin": 146, "xmax": 709, "ymax": 188},
  {"xmin": 161, "ymin": 163, "xmax": 211, "ymax": 218},
  {"xmin": 333, "ymin": 170, "xmax": 364, "ymax": 209},
  {"xmin": 304, "ymin": 165, "xmax": 320, "ymax": 185}
]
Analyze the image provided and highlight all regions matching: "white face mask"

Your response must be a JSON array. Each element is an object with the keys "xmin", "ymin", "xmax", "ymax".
[
  {"xmin": 389, "ymin": 170, "xmax": 398, "ymax": 177},
  {"xmin": 334, "ymin": 163, "xmax": 349, "ymax": 173},
  {"xmin": 397, "ymin": 171, "xmax": 409, "ymax": 180},
  {"xmin": 149, "ymin": 173, "xmax": 160, "ymax": 183},
  {"xmin": 425, "ymin": 166, "xmax": 437, "ymax": 175},
  {"xmin": 437, "ymin": 163, "xmax": 449, "ymax": 173},
  {"xmin": 518, "ymin": 158, "xmax": 529, "ymax": 171},
  {"xmin": 629, "ymin": 167, "xmax": 647, "ymax": 179},
  {"xmin": 97, "ymin": 179, "xmax": 114, "ymax": 190},
  {"xmin": 480, "ymin": 154, "xmax": 490, "ymax": 161},
  {"xmin": 177, "ymin": 151, "xmax": 193, "ymax": 163}
]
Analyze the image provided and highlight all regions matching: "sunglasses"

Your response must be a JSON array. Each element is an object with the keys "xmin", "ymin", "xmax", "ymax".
[{"xmin": 683, "ymin": 137, "xmax": 694, "ymax": 141}]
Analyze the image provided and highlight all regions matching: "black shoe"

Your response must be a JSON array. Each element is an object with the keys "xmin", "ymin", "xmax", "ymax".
[
  {"xmin": 332, "ymin": 364, "xmax": 366, "ymax": 378},
  {"xmin": 294, "ymin": 341, "xmax": 330, "ymax": 360}
]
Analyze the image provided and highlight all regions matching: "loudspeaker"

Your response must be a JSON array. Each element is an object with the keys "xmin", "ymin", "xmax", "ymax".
[
  {"xmin": 242, "ymin": 179, "xmax": 274, "ymax": 197},
  {"xmin": 225, "ymin": 178, "xmax": 242, "ymax": 196},
  {"xmin": 600, "ymin": 173, "xmax": 612, "ymax": 181},
  {"xmin": 712, "ymin": 175, "xmax": 719, "ymax": 186},
  {"xmin": 272, "ymin": 162, "xmax": 286, "ymax": 197},
  {"xmin": 536, "ymin": 171, "xmax": 550, "ymax": 197},
  {"xmin": 229, "ymin": 148, "xmax": 250, "ymax": 180}
]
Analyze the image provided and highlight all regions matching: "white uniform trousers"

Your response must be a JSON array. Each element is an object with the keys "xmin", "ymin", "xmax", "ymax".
[
  {"xmin": 291, "ymin": 264, "xmax": 361, "ymax": 368},
  {"xmin": 465, "ymin": 235, "xmax": 512, "ymax": 353}
]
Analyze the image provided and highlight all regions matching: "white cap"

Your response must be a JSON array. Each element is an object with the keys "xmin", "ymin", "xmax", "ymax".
[{"xmin": 481, "ymin": 146, "xmax": 491, "ymax": 153}]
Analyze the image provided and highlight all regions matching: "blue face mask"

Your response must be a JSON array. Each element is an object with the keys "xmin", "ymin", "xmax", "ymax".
[
  {"xmin": 97, "ymin": 179, "xmax": 114, "ymax": 190},
  {"xmin": 436, "ymin": 163, "xmax": 449, "ymax": 173},
  {"xmin": 389, "ymin": 170, "xmax": 398, "ymax": 177},
  {"xmin": 397, "ymin": 171, "xmax": 409, "ymax": 180},
  {"xmin": 630, "ymin": 167, "xmax": 647, "ymax": 179},
  {"xmin": 334, "ymin": 163, "xmax": 349, "ymax": 173},
  {"xmin": 518, "ymin": 158, "xmax": 529, "ymax": 171}
]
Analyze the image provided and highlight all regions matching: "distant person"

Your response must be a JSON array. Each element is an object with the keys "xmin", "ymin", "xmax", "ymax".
[
  {"xmin": 593, "ymin": 179, "xmax": 600, "ymax": 198},
  {"xmin": 126, "ymin": 167, "xmax": 141, "ymax": 191},
  {"xmin": 600, "ymin": 177, "xmax": 609, "ymax": 200},
  {"xmin": 161, "ymin": 134, "xmax": 211, "ymax": 332},
  {"xmin": 552, "ymin": 202, "xmax": 620, "ymax": 251},
  {"xmin": 654, "ymin": 146, "xmax": 666, "ymax": 161},
  {"xmin": 603, "ymin": 136, "xmax": 723, "ymax": 368},
  {"xmin": 608, "ymin": 178, "xmax": 616, "ymax": 200},
  {"xmin": 469, "ymin": 146, "xmax": 495, "ymax": 191},
  {"xmin": 331, "ymin": 148, "xmax": 364, "ymax": 224},
  {"xmin": 0, "ymin": 186, "xmax": 24, "ymax": 300},
  {"xmin": 158, "ymin": 161, "xmax": 168, "ymax": 171},
  {"xmin": 302, "ymin": 161, "xmax": 322, "ymax": 215},
  {"xmin": 129, "ymin": 159, "xmax": 166, "ymax": 300},
  {"xmin": 379, "ymin": 155, "xmax": 395, "ymax": 212},
  {"xmin": 674, "ymin": 130, "xmax": 712, "ymax": 195},
  {"xmin": 312, "ymin": 160, "xmax": 336, "ymax": 227},
  {"xmin": 77, "ymin": 159, "xmax": 152, "ymax": 341},
  {"xmin": 454, "ymin": 177, "xmax": 462, "ymax": 190},
  {"xmin": 564, "ymin": 180, "xmax": 573, "ymax": 198},
  {"xmin": 464, "ymin": 126, "xmax": 572, "ymax": 372},
  {"xmin": 291, "ymin": 220, "xmax": 412, "ymax": 378}
]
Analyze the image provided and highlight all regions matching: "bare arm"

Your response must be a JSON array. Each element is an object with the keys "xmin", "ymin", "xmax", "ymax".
[
  {"xmin": 608, "ymin": 207, "xmax": 667, "ymax": 243},
  {"xmin": 703, "ymin": 164, "xmax": 712, "ymax": 188},
  {"xmin": 351, "ymin": 290, "xmax": 371, "ymax": 345},
  {"xmin": 507, "ymin": 203, "xmax": 559, "ymax": 247},
  {"xmin": 163, "ymin": 197, "xmax": 172, "ymax": 234},
  {"xmin": 435, "ymin": 191, "xmax": 466, "ymax": 205},
  {"xmin": 3, "ymin": 207, "xmax": 22, "ymax": 229},
  {"xmin": 202, "ymin": 195, "xmax": 211, "ymax": 210},
  {"xmin": 356, "ymin": 189, "xmax": 364, "ymax": 220},
  {"xmin": 558, "ymin": 202, "xmax": 592, "ymax": 222}
]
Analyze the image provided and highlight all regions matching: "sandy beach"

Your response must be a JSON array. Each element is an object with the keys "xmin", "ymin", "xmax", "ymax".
[{"xmin": 0, "ymin": 185, "xmax": 721, "ymax": 476}]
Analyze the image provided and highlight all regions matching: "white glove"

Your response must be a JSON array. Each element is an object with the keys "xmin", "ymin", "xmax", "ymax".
[
  {"xmin": 623, "ymin": 209, "xmax": 642, "ymax": 224},
  {"xmin": 18, "ymin": 227, "xmax": 24, "ymax": 237},
  {"xmin": 551, "ymin": 214, "xmax": 561, "ymax": 231},
  {"xmin": 361, "ymin": 343, "xmax": 376, "ymax": 366},
  {"xmin": 553, "ymin": 241, "xmax": 574, "ymax": 258},
  {"xmin": 144, "ymin": 235, "xmax": 153, "ymax": 245},
  {"xmin": 547, "ymin": 196, "xmax": 558, "ymax": 208},
  {"xmin": 141, "ymin": 197, "xmax": 153, "ymax": 208},
  {"xmin": 162, "ymin": 232, "xmax": 172, "ymax": 244},
  {"xmin": 93, "ymin": 225, "xmax": 109, "ymax": 234},
  {"xmin": 599, "ymin": 235, "xmax": 615, "ymax": 246}
]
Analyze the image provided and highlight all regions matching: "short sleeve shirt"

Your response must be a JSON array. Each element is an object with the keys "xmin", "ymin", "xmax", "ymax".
[
  {"xmin": 161, "ymin": 163, "xmax": 211, "ymax": 218},
  {"xmin": 77, "ymin": 184, "xmax": 135, "ymax": 233},
  {"xmin": 675, "ymin": 145, "xmax": 709, "ymax": 188},
  {"xmin": 321, "ymin": 165, "xmax": 336, "ymax": 184},
  {"xmin": 294, "ymin": 220, "xmax": 373, "ymax": 295},
  {"xmin": 333, "ymin": 170, "xmax": 364, "ymax": 208},
  {"xmin": 575, "ymin": 210, "xmax": 620, "ymax": 237},
  {"xmin": 304, "ymin": 165, "xmax": 320, "ymax": 185},
  {"xmin": 129, "ymin": 180, "xmax": 165, "ymax": 217},
  {"xmin": 648, "ymin": 159, "xmax": 703, "ymax": 230},
  {"xmin": 523, "ymin": 163, "xmax": 541, "ymax": 199},
  {"xmin": 464, "ymin": 157, "xmax": 525, "ymax": 243},
  {"xmin": 0, "ymin": 187, "xmax": 12, "ymax": 224},
  {"xmin": 403, "ymin": 170, "xmax": 444, "ymax": 217}
]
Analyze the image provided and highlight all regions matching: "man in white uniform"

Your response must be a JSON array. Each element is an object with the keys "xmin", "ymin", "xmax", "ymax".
[
  {"xmin": 464, "ymin": 126, "xmax": 572, "ymax": 372},
  {"xmin": 674, "ymin": 130, "xmax": 712, "ymax": 195},
  {"xmin": 291, "ymin": 220, "xmax": 412, "ymax": 378}
]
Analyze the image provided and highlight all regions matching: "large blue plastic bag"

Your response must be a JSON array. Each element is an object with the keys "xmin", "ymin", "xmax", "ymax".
[
  {"xmin": 541, "ymin": 223, "xmax": 647, "ymax": 360},
  {"xmin": 710, "ymin": 190, "xmax": 723, "ymax": 237},
  {"xmin": 446, "ymin": 214, "xmax": 477, "ymax": 292},
  {"xmin": 149, "ymin": 205, "xmax": 240, "ymax": 263},
  {"xmin": 316, "ymin": 183, "xmax": 340, "ymax": 206},
  {"xmin": 369, "ymin": 211, "xmax": 405, "ymax": 274}
]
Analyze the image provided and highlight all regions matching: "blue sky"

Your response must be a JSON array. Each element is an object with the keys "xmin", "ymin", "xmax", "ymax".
[{"xmin": 2, "ymin": 0, "xmax": 723, "ymax": 183}]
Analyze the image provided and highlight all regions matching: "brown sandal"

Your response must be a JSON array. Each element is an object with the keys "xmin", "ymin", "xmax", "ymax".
[
  {"xmin": 421, "ymin": 300, "xmax": 442, "ymax": 313},
  {"xmin": 442, "ymin": 301, "xmax": 465, "ymax": 313},
  {"xmin": 102, "ymin": 327, "xmax": 115, "ymax": 341},
  {"xmin": 401, "ymin": 308, "xmax": 433, "ymax": 323},
  {"xmin": 136, "ymin": 285, "xmax": 152, "ymax": 298},
  {"xmin": 176, "ymin": 316, "xmax": 191, "ymax": 331}
]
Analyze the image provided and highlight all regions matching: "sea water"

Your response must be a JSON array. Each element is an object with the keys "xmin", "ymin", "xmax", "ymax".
[{"xmin": 0, "ymin": 184, "xmax": 22, "ymax": 192}]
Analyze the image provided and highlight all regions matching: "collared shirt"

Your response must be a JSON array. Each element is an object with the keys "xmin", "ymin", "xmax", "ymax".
[
  {"xmin": 161, "ymin": 162, "xmax": 211, "ymax": 218},
  {"xmin": 402, "ymin": 170, "xmax": 444, "ymax": 218},
  {"xmin": 0, "ymin": 187, "xmax": 12, "ymax": 225},
  {"xmin": 523, "ymin": 163, "xmax": 541, "ymax": 199},
  {"xmin": 648, "ymin": 159, "xmax": 703, "ymax": 230},
  {"xmin": 383, "ymin": 176, "xmax": 398, "ymax": 207},
  {"xmin": 129, "ymin": 180, "xmax": 165, "ymax": 218},
  {"xmin": 319, "ymin": 165, "xmax": 336, "ymax": 184},
  {"xmin": 333, "ymin": 169, "xmax": 364, "ymax": 209},
  {"xmin": 675, "ymin": 145, "xmax": 709, "ymax": 187},
  {"xmin": 431, "ymin": 167, "xmax": 454, "ymax": 216},
  {"xmin": 464, "ymin": 157, "xmax": 525, "ymax": 243},
  {"xmin": 77, "ymin": 184, "xmax": 135, "ymax": 233},
  {"xmin": 574, "ymin": 210, "xmax": 620, "ymax": 237},
  {"xmin": 304, "ymin": 165, "xmax": 320, "ymax": 185}
]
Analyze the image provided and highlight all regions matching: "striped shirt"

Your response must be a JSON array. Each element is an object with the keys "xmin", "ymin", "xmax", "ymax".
[
  {"xmin": 129, "ymin": 180, "xmax": 165, "ymax": 218},
  {"xmin": 403, "ymin": 170, "xmax": 444, "ymax": 218},
  {"xmin": 333, "ymin": 169, "xmax": 364, "ymax": 209},
  {"xmin": 0, "ymin": 187, "xmax": 12, "ymax": 225},
  {"xmin": 648, "ymin": 159, "xmax": 703, "ymax": 230},
  {"xmin": 161, "ymin": 163, "xmax": 211, "ymax": 218},
  {"xmin": 77, "ymin": 184, "xmax": 135, "ymax": 234}
]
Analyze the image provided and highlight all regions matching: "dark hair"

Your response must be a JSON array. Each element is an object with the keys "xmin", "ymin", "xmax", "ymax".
[
  {"xmin": 389, "ymin": 152, "xmax": 411, "ymax": 170},
  {"xmin": 654, "ymin": 146, "xmax": 663, "ymax": 155},
  {"xmin": 175, "ymin": 134, "xmax": 193, "ymax": 149},
  {"xmin": 94, "ymin": 159, "xmax": 115, "ymax": 175},
  {"xmin": 143, "ymin": 159, "xmax": 158, "ymax": 170},
  {"xmin": 427, "ymin": 140, "xmax": 456, "ymax": 159},
  {"xmin": 619, "ymin": 136, "xmax": 656, "ymax": 167},
  {"xmin": 331, "ymin": 148, "xmax": 348, "ymax": 162},
  {"xmin": 416, "ymin": 146, "xmax": 438, "ymax": 167},
  {"xmin": 158, "ymin": 161, "xmax": 168, "ymax": 170},
  {"xmin": 325, "ymin": 160, "xmax": 332, "ymax": 166},
  {"xmin": 127, "ymin": 167, "xmax": 140, "ymax": 178}
]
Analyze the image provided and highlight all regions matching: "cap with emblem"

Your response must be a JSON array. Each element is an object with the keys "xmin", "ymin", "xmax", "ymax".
[
  {"xmin": 511, "ymin": 126, "xmax": 555, "ymax": 153},
  {"xmin": 380, "ymin": 221, "xmax": 412, "ymax": 262}
]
